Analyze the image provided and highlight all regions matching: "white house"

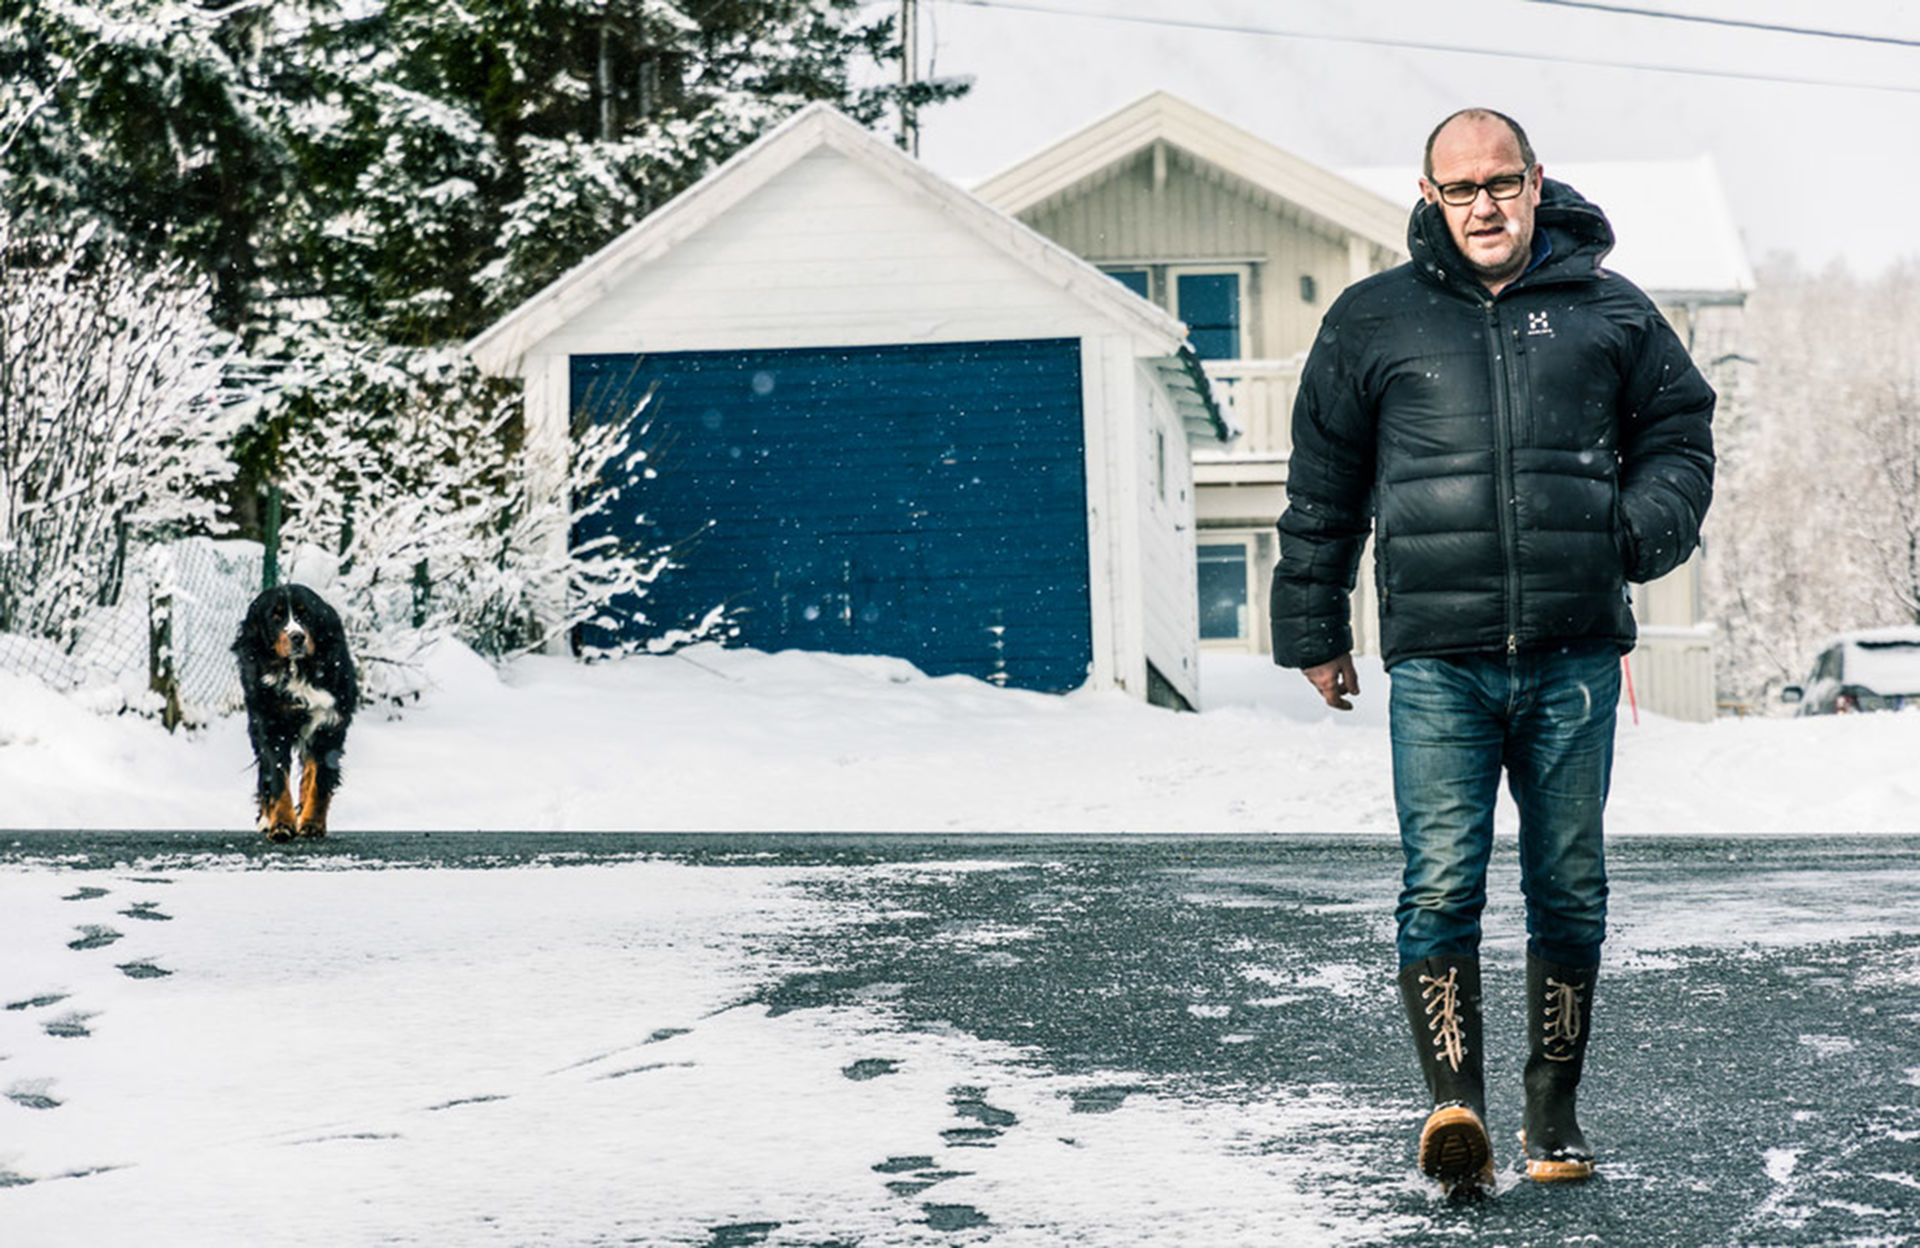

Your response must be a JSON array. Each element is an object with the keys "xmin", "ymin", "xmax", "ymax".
[{"xmin": 468, "ymin": 103, "xmax": 1230, "ymax": 709}]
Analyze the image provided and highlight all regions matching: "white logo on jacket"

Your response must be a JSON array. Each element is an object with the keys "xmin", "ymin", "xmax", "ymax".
[{"xmin": 1527, "ymin": 311, "xmax": 1554, "ymax": 337}]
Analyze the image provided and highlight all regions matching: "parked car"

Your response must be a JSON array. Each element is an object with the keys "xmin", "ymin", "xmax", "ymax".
[{"xmin": 1781, "ymin": 626, "xmax": 1920, "ymax": 714}]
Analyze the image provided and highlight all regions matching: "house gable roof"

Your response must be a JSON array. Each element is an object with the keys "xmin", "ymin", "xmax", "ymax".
[
  {"xmin": 972, "ymin": 91, "xmax": 1408, "ymax": 257},
  {"xmin": 467, "ymin": 103, "xmax": 1226, "ymax": 439}
]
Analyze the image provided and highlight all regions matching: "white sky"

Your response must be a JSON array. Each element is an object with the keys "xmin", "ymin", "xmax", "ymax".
[{"xmin": 900, "ymin": 0, "xmax": 1920, "ymax": 277}]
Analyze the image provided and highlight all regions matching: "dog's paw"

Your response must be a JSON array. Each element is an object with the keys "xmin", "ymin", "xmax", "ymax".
[
  {"xmin": 294, "ymin": 822, "xmax": 328, "ymax": 840},
  {"xmin": 260, "ymin": 791, "xmax": 299, "ymax": 842}
]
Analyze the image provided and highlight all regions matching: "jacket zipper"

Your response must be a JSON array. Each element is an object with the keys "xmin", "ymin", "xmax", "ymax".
[{"xmin": 1484, "ymin": 298, "xmax": 1522, "ymax": 656}]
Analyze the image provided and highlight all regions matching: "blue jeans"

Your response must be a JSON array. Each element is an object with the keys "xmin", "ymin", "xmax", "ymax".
[{"xmin": 1388, "ymin": 643, "xmax": 1622, "ymax": 970}]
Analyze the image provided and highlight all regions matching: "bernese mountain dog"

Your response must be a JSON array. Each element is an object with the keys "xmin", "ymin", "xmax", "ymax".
[{"xmin": 233, "ymin": 584, "xmax": 359, "ymax": 841}]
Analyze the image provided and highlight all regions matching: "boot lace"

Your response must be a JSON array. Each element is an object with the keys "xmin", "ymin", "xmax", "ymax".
[
  {"xmin": 1419, "ymin": 966, "xmax": 1468, "ymax": 1072},
  {"xmin": 1541, "ymin": 976, "xmax": 1585, "ymax": 1062}
]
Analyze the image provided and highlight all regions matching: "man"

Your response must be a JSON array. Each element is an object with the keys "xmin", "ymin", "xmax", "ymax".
[{"xmin": 1270, "ymin": 109, "xmax": 1714, "ymax": 1194}]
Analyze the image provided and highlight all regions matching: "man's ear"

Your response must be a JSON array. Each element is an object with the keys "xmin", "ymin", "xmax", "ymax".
[{"xmin": 1418, "ymin": 177, "xmax": 1439, "ymax": 205}]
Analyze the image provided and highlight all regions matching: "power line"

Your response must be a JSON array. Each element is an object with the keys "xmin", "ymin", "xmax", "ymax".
[
  {"xmin": 934, "ymin": 0, "xmax": 1920, "ymax": 95},
  {"xmin": 1528, "ymin": 1, "xmax": 1920, "ymax": 50}
]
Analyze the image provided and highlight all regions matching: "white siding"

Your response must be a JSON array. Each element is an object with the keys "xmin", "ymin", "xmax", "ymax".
[
  {"xmin": 1020, "ymin": 146, "xmax": 1357, "ymax": 360},
  {"xmin": 1135, "ymin": 359, "xmax": 1202, "ymax": 707},
  {"xmin": 1079, "ymin": 336, "xmax": 1125, "ymax": 695},
  {"xmin": 541, "ymin": 149, "xmax": 1124, "ymax": 356},
  {"xmin": 1631, "ymin": 625, "xmax": 1717, "ymax": 722}
]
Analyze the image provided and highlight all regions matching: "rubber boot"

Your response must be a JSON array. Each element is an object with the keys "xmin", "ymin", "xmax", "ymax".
[
  {"xmin": 1521, "ymin": 955, "xmax": 1598, "ymax": 1181},
  {"xmin": 1398, "ymin": 955, "xmax": 1494, "ymax": 1195}
]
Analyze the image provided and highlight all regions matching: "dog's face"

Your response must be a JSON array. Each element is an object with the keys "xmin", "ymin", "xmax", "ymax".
[
  {"xmin": 270, "ymin": 598, "xmax": 316, "ymax": 662},
  {"xmin": 242, "ymin": 585, "xmax": 337, "ymax": 673}
]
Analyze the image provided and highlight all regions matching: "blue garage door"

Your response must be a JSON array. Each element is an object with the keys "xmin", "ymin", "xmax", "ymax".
[{"xmin": 571, "ymin": 339, "xmax": 1092, "ymax": 692}]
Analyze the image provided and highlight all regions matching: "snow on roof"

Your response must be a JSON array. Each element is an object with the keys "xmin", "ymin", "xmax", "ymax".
[{"xmin": 1340, "ymin": 155, "xmax": 1755, "ymax": 300}]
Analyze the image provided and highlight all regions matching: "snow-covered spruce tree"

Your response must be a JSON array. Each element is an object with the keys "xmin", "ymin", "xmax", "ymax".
[
  {"xmin": 0, "ymin": 0, "xmax": 309, "ymax": 334},
  {"xmin": 0, "ymin": 224, "xmax": 237, "ymax": 651},
  {"xmin": 269, "ymin": 341, "xmax": 731, "ymax": 701},
  {"xmin": 285, "ymin": 0, "xmax": 967, "ymax": 343},
  {"xmin": 5, "ymin": 1, "xmax": 964, "ymax": 347}
]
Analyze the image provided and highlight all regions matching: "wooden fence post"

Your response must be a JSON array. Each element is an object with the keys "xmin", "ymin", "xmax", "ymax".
[{"xmin": 148, "ymin": 586, "xmax": 184, "ymax": 733}]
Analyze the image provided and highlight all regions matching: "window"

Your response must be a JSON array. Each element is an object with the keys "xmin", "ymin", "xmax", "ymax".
[
  {"xmin": 1172, "ymin": 270, "xmax": 1244, "ymax": 360},
  {"xmin": 1197, "ymin": 541, "xmax": 1252, "ymax": 641},
  {"xmin": 1104, "ymin": 264, "xmax": 1249, "ymax": 359}
]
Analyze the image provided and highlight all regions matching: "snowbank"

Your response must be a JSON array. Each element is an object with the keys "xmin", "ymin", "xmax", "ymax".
[{"xmin": 3, "ymin": 642, "xmax": 1917, "ymax": 835}]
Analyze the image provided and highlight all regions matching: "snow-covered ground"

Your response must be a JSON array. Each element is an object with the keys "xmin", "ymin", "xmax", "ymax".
[
  {"xmin": 3, "ymin": 643, "xmax": 1918, "ymax": 836},
  {"xmin": 4, "ymin": 646, "xmax": 1918, "ymax": 1244}
]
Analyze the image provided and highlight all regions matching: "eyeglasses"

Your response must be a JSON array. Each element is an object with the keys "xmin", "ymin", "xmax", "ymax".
[{"xmin": 1432, "ymin": 169, "xmax": 1532, "ymax": 207}]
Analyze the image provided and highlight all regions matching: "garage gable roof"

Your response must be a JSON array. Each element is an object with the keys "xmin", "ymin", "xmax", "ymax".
[
  {"xmin": 467, "ymin": 103, "xmax": 1219, "ymax": 436},
  {"xmin": 972, "ymin": 91, "xmax": 1408, "ymax": 258}
]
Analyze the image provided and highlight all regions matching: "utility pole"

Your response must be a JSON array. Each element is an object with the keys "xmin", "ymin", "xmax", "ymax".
[{"xmin": 901, "ymin": 0, "xmax": 919, "ymax": 156}]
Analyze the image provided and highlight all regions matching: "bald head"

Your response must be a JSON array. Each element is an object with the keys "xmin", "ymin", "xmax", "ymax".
[{"xmin": 1423, "ymin": 109, "xmax": 1536, "ymax": 180}]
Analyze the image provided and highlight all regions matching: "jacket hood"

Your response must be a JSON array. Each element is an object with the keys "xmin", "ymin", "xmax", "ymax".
[{"xmin": 1408, "ymin": 176, "xmax": 1615, "ymax": 293}]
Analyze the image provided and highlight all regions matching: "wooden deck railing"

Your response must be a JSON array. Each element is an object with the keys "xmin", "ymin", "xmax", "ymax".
[{"xmin": 1198, "ymin": 354, "xmax": 1306, "ymax": 460}]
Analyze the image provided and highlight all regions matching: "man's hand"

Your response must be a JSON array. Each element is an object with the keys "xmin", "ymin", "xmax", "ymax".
[{"xmin": 1303, "ymin": 653, "xmax": 1361, "ymax": 711}]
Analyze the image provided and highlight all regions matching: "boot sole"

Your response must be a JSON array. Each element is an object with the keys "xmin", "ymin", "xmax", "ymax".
[
  {"xmin": 1520, "ymin": 1132, "xmax": 1595, "ymax": 1182},
  {"xmin": 1420, "ymin": 1105, "xmax": 1493, "ymax": 1185}
]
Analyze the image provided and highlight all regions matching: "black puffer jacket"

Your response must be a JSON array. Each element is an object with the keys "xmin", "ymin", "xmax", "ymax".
[{"xmin": 1271, "ymin": 179, "xmax": 1716, "ymax": 670}]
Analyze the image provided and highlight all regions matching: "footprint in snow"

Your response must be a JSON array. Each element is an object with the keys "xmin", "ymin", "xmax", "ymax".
[
  {"xmin": 1068, "ymin": 1084, "xmax": 1144, "ymax": 1114},
  {"xmin": 286, "ymin": 1131, "xmax": 402, "ymax": 1147},
  {"xmin": 4, "ymin": 992, "xmax": 70, "ymax": 1012},
  {"xmin": 942, "ymin": 1084, "xmax": 1017, "ymax": 1148},
  {"xmin": 923, "ymin": 1204, "xmax": 991, "ymax": 1232},
  {"xmin": 6, "ymin": 1079, "xmax": 62, "ymax": 1111},
  {"xmin": 873, "ymin": 1155, "xmax": 969, "ymax": 1198},
  {"xmin": 118, "ymin": 902, "xmax": 172, "ymax": 923},
  {"xmin": 68, "ymin": 925, "xmax": 123, "ymax": 951},
  {"xmin": 62, "ymin": 887, "xmax": 110, "ymax": 902},
  {"xmin": 842, "ymin": 1058, "xmax": 901, "ymax": 1081},
  {"xmin": 547, "ymin": 1026, "xmax": 700, "ymax": 1080},
  {"xmin": 43, "ymin": 1011, "xmax": 96, "ymax": 1039},
  {"xmin": 426, "ymin": 1094, "xmax": 511, "ymax": 1112},
  {"xmin": 592, "ymin": 1060, "xmax": 697, "ymax": 1082}
]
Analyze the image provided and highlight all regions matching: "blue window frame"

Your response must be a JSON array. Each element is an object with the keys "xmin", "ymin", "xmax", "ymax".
[
  {"xmin": 1197, "ymin": 541, "xmax": 1251, "ymax": 641},
  {"xmin": 1176, "ymin": 271, "xmax": 1242, "ymax": 360}
]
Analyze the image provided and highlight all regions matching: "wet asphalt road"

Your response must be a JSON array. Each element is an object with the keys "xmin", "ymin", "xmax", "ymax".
[{"xmin": 4, "ymin": 831, "xmax": 1918, "ymax": 1246}]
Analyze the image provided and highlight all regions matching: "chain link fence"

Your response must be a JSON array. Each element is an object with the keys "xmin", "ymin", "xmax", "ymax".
[{"xmin": 0, "ymin": 537, "xmax": 262, "ymax": 728}]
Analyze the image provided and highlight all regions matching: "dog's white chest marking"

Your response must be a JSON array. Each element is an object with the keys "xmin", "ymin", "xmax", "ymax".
[{"xmin": 269, "ymin": 667, "xmax": 342, "ymax": 743}]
